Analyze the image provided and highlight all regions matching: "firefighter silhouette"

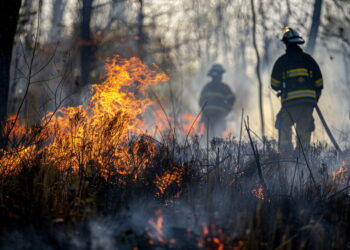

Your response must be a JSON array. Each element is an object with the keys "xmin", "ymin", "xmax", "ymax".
[
  {"xmin": 199, "ymin": 64, "xmax": 235, "ymax": 138},
  {"xmin": 271, "ymin": 27, "xmax": 323, "ymax": 154}
]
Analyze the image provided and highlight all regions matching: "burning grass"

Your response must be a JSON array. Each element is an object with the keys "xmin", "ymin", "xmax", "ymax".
[{"xmin": 1, "ymin": 56, "xmax": 350, "ymax": 249}]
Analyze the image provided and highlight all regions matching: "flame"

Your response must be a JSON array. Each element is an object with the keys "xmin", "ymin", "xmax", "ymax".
[
  {"xmin": 251, "ymin": 185, "xmax": 265, "ymax": 200},
  {"xmin": 233, "ymin": 240, "xmax": 245, "ymax": 250},
  {"xmin": 198, "ymin": 223, "xmax": 226, "ymax": 249},
  {"xmin": 147, "ymin": 209, "xmax": 177, "ymax": 245},
  {"xmin": 148, "ymin": 209, "xmax": 166, "ymax": 244},
  {"xmin": 154, "ymin": 164, "xmax": 183, "ymax": 195},
  {"xmin": 150, "ymin": 110, "xmax": 204, "ymax": 137},
  {"xmin": 147, "ymin": 216, "xmax": 243, "ymax": 249},
  {"xmin": 180, "ymin": 111, "xmax": 205, "ymax": 135},
  {"xmin": 0, "ymin": 55, "xmax": 175, "ymax": 186},
  {"xmin": 332, "ymin": 162, "xmax": 349, "ymax": 185},
  {"xmin": 2, "ymin": 55, "xmax": 244, "ymax": 248},
  {"xmin": 0, "ymin": 115, "xmax": 38, "ymax": 175}
]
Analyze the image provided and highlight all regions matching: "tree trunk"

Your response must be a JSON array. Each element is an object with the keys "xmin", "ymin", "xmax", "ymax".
[
  {"xmin": 306, "ymin": 0, "xmax": 323, "ymax": 55},
  {"xmin": 137, "ymin": 0, "xmax": 145, "ymax": 60},
  {"xmin": 250, "ymin": 0, "xmax": 265, "ymax": 139},
  {"xmin": 80, "ymin": 0, "xmax": 93, "ymax": 85},
  {"xmin": 0, "ymin": 1, "xmax": 22, "ymax": 124},
  {"xmin": 50, "ymin": 0, "xmax": 65, "ymax": 41}
]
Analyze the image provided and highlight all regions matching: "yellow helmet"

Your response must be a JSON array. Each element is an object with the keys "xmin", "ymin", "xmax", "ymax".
[{"xmin": 281, "ymin": 26, "xmax": 305, "ymax": 44}]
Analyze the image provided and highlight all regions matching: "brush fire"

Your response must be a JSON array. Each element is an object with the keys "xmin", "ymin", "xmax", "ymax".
[
  {"xmin": 1, "ymin": 54, "xmax": 350, "ymax": 249},
  {"xmin": 2, "ymin": 0, "xmax": 350, "ymax": 249},
  {"xmin": 2, "ymin": 56, "xmax": 181, "ymax": 185}
]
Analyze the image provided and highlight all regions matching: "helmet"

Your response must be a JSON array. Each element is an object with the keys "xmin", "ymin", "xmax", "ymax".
[
  {"xmin": 208, "ymin": 64, "xmax": 226, "ymax": 77},
  {"xmin": 281, "ymin": 26, "xmax": 305, "ymax": 44}
]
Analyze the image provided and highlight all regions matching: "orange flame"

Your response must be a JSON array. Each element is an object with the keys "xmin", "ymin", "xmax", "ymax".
[
  {"xmin": 180, "ymin": 111, "xmax": 205, "ymax": 136},
  {"xmin": 198, "ymin": 223, "xmax": 226, "ymax": 249},
  {"xmin": 147, "ymin": 209, "xmax": 177, "ymax": 245},
  {"xmin": 233, "ymin": 240, "xmax": 245, "ymax": 250},
  {"xmin": 154, "ymin": 164, "xmax": 183, "ymax": 195},
  {"xmin": 0, "ymin": 56, "xmax": 175, "ymax": 186},
  {"xmin": 251, "ymin": 185, "xmax": 265, "ymax": 200},
  {"xmin": 332, "ymin": 162, "xmax": 349, "ymax": 185},
  {"xmin": 150, "ymin": 110, "xmax": 204, "ymax": 138},
  {"xmin": 148, "ymin": 209, "xmax": 166, "ymax": 244}
]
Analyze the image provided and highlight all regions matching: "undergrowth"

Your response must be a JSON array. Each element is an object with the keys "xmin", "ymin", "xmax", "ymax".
[{"xmin": 0, "ymin": 130, "xmax": 350, "ymax": 249}]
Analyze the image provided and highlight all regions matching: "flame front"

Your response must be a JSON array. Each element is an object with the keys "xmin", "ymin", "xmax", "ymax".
[{"xmin": 1, "ymin": 55, "xmax": 171, "ymax": 184}]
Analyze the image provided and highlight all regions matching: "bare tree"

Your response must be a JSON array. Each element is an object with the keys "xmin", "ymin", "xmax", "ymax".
[
  {"xmin": 80, "ymin": 0, "xmax": 94, "ymax": 85},
  {"xmin": 250, "ymin": 0, "xmax": 265, "ymax": 138},
  {"xmin": 137, "ymin": 0, "xmax": 146, "ymax": 60},
  {"xmin": 50, "ymin": 0, "xmax": 66, "ymax": 41},
  {"xmin": 306, "ymin": 0, "xmax": 323, "ymax": 54},
  {"xmin": 0, "ymin": 1, "xmax": 22, "ymax": 127}
]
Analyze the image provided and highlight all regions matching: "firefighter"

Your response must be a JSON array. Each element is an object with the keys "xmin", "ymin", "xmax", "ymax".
[
  {"xmin": 199, "ymin": 64, "xmax": 235, "ymax": 138},
  {"xmin": 271, "ymin": 26, "xmax": 323, "ymax": 154}
]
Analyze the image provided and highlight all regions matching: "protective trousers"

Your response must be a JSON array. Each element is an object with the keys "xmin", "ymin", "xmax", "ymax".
[
  {"xmin": 276, "ymin": 105, "xmax": 314, "ymax": 154},
  {"xmin": 203, "ymin": 114, "xmax": 226, "ymax": 139}
]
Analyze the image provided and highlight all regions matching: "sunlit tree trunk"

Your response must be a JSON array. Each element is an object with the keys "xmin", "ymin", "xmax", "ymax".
[
  {"xmin": 50, "ymin": 0, "xmax": 65, "ymax": 41},
  {"xmin": 0, "ymin": 1, "xmax": 22, "ymax": 126},
  {"xmin": 306, "ymin": 0, "xmax": 323, "ymax": 54},
  {"xmin": 80, "ymin": 0, "xmax": 94, "ymax": 85},
  {"xmin": 250, "ymin": 0, "xmax": 265, "ymax": 138},
  {"xmin": 283, "ymin": 0, "xmax": 292, "ymax": 27}
]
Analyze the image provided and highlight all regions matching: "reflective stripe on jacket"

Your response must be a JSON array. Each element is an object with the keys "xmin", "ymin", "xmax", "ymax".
[
  {"xmin": 199, "ymin": 81, "xmax": 235, "ymax": 116},
  {"xmin": 270, "ymin": 45, "xmax": 323, "ymax": 107},
  {"xmin": 281, "ymin": 89, "xmax": 316, "ymax": 102}
]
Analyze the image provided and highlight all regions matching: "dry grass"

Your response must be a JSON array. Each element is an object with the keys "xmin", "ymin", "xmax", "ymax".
[{"xmin": 0, "ymin": 128, "xmax": 349, "ymax": 249}]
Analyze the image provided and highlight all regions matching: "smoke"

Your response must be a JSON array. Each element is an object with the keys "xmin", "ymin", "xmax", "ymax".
[
  {"xmin": 180, "ymin": 35, "xmax": 350, "ymax": 150},
  {"xmin": 153, "ymin": 0, "xmax": 350, "ymax": 150},
  {"xmin": 0, "ymin": 138, "xmax": 348, "ymax": 249}
]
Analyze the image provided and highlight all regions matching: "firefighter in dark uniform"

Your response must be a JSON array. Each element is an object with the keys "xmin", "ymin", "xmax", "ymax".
[
  {"xmin": 271, "ymin": 27, "xmax": 323, "ymax": 153},
  {"xmin": 199, "ymin": 64, "xmax": 235, "ymax": 138}
]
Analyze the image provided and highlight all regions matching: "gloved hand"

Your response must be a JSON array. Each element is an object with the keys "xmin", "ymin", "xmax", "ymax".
[{"xmin": 275, "ymin": 111, "xmax": 282, "ymax": 130}]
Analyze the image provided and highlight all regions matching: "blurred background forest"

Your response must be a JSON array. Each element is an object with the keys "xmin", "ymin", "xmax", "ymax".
[{"xmin": 5, "ymin": 0, "xmax": 350, "ymax": 144}]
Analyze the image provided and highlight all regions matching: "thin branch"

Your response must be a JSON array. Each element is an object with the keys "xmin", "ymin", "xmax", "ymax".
[
  {"xmin": 244, "ymin": 117, "xmax": 269, "ymax": 198},
  {"xmin": 5, "ymin": 3, "xmax": 42, "ymax": 145},
  {"xmin": 184, "ymin": 102, "xmax": 206, "ymax": 149}
]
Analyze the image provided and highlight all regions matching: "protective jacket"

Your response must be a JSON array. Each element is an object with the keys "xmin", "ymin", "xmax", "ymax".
[
  {"xmin": 271, "ymin": 45, "xmax": 323, "ymax": 107},
  {"xmin": 199, "ymin": 80, "xmax": 235, "ymax": 117}
]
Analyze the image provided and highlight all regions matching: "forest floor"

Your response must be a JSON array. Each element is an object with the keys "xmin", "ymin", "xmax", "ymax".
[
  {"xmin": 1, "ymin": 57, "xmax": 349, "ymax": 249},
  {"xmin": 0, "ymin": 134, "xmax": 349, "ymax": 250}
]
